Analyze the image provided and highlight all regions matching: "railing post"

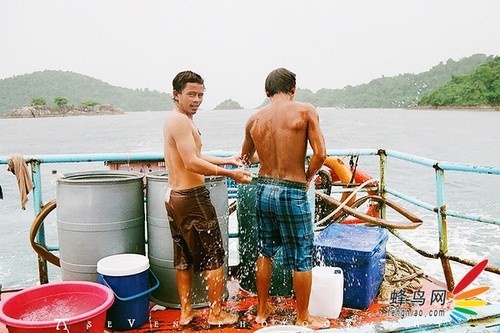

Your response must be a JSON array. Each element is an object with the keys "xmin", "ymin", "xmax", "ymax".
[
  {"xmin": 378, "ymin": 150, "xmax": 387, "ymax": 220},
  {"xmin": 435, "ymin": 166, "xmax": 454, "ymax": 291},
  {"xmin": 30, "ymin": 161, "xmax": 49, "ymax": 284}
]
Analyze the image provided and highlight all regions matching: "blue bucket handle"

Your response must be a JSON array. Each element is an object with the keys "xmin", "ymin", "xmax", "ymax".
[{"xmin": 101, "ymin": 269, "xmax": 160, "ymax": 302}]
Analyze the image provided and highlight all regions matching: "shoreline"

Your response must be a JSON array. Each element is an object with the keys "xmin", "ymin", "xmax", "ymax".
[
  {"xmin": 1, "ymin": 105, "xmax": 498, "ymax": 118},
  {"xmin": 411, "ymin": 104, "xmax": 499, "ymax": 111},
  {"xmin": 1, "ymin": 104, "xmax": 124, "ymax": 118}
]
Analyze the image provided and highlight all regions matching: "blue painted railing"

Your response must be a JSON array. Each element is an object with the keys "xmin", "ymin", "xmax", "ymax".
[{"xmin": 1, "ymin": 149, "xmax": 499, "ymax": 290}]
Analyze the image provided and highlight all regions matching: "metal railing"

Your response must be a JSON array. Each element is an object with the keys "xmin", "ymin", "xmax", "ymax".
[
  {"xmin": 1, "ymin": 149, "xmax": 499, "ymax": 290},
  {"xmin": 325, "ymin": 149, "xmax": 500, "ymax": 291}
]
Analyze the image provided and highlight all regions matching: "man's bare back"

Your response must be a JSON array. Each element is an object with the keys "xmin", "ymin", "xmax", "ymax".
[{"xmin": 243, "ymin": 94, "xmax": 325, "ymax": 184}]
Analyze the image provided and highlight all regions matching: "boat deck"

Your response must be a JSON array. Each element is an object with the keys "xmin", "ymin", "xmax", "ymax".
[
  {"xmin": 0, "ymin": 274, "xmax": 449, "ymax": 333},
  {"xmin": 1, "ymin": 151, "xmax": 499, "ymax": 332},
  {"xmin": 108, "ymin": 276, "xmax": 452, "ymax": 332},
  {"xmin": 2, "ymin": 273, "xmax": 500, "ymax": 332}
]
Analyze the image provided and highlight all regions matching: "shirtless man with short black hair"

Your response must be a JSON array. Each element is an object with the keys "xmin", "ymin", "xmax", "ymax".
[
  {"xmin": 241, "ymin": 67, "xmax": 328, "ymax": 328},
  {"xmin": 163, "ymin": 70, "xmax": 252, "ymax": 326}
]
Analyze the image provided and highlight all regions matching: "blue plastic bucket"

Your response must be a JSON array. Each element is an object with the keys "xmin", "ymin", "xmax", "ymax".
[{"xmin": 97, "ymin": 254, "xmax": 159, "ymax": 331}]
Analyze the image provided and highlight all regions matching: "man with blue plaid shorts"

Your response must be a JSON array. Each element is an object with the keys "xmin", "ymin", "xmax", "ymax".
[{"xmin": 241, "ymin": 68, "xmax": 327, "ymax": 328}]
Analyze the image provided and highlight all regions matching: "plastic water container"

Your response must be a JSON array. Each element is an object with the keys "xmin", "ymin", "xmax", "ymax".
[
  {"xmin": 0, "ymin": 281, "xmax": 114, "ymax": 333},
  {"xmin": 97, "ymin": 254, "xmax": 159, "ymax": 331},
  {"xmin": 308, "ymin": 266, "xmax": 343, "ymax": 318}
]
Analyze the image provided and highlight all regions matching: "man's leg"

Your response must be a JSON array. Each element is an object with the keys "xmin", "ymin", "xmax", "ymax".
[
  {"xmin": 293, "ymin": 269, "xmax": 328, "ymax": 328},
  {"xmin": 255, "ymin": 255, "xmax": 275, "ymax": 324},
  {"xmin": 176, "ymin": 269, "xmax": 200, "ymax": 325},
  {"xmin": 205, "ymin": 266, "xmax": 238, "ymax": 325},
  {"xmin": 293, "ymin": 269, "xmax": 312, "ymax": 323}
]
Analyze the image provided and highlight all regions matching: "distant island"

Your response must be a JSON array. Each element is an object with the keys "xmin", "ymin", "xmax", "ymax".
[
  {"xmin": 0, "ymin": 70, "xmax": 172, "ymax": 116},
  {"xmin": 214, "ymin": 99, "xmax": 243, "ymax": 110},
  {"xmin": 5, "ymin": 104, "xmax": 124, "ymax": 118},
  {"xmin": 416, "ymin": 56, "xmax": 499, "ymax": 109},
  {"xmin": 0, "ymin": 54, "xmax": 498, "ymax": 115}
]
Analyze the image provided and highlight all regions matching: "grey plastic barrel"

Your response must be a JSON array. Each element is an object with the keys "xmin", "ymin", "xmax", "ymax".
[
  {"xmin": 146, "ymin": 171, "xmax": 229, "ymax": 308},
  {"xmin": 57, "ymin": 170, "xmax": 146, "ymax": 282}
]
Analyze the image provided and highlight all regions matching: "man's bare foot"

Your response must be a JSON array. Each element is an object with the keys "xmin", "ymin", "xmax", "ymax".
[
  {"xmin": 295, "ymin": 315, "xmax": 330, "ymax": 329},
  {"xmin": 255, "ymin": 303, "xmax": 276, "ymax": 324},
  {"xmin": 179, "ymin": 309, "xmax": 202, "ymax": 326},
  {"xmin": 207, "ymin": 310, "xmax": 238, "ymax": 326}
]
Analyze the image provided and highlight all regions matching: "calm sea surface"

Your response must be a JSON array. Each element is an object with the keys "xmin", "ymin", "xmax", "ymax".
[{"xmin": 0, "ymin": 108, "xmax": 499, "ymax": 302}]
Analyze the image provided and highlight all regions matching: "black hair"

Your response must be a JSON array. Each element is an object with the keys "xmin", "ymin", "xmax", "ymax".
[
  {"xmin": 172, "ymin": 71, "xmax": 204, "ymax": 93},
  {"xmin": 265, "ymin": 68, "xmax": 296, "ymax": 97}
]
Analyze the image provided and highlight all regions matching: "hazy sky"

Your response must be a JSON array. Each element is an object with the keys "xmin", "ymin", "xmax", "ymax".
[{"xmin": 1, "ymin": 0, "xmax": 499, "ymax": 109}]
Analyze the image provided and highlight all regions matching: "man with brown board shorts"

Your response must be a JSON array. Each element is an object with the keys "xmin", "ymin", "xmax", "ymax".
[{"xmin": 163, "ymin": 70, "xmax": 252, "ymax": 326}]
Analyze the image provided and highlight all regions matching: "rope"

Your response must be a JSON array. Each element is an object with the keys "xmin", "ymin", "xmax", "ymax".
[
  {"xmin": 378, "ymin": 251, "xmax": 424, "ymax": 302},
  {"xmin": 316, "ymin": 178, "xmax": 378, "ymax": 227},
  {"xmin": 348, "ymin": 155, "xmax": 359, "ymax": 184}
]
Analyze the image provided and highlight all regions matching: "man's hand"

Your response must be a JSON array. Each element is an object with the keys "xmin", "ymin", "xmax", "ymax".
[
  {"xmin": 231, "ymin": 169, "xmax": 252, "ymax": 184},
  {"xmin": 306, "ymin": 174, "xmax": 317, "ymax": 190},
  {"xmin": 224, "ymin": 154, "xmax": 244, "ymax": 168}
]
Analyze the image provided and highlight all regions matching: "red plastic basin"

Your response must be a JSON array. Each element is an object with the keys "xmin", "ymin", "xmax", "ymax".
[{"xmin": 0, "ymin": 281, "xmax": 114, "ymax": 333}]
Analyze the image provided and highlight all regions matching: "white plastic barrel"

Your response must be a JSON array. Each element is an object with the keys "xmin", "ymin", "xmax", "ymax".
[{"xmin": 308, "ymin": 266, "xmax": 343, "ymax": 318}]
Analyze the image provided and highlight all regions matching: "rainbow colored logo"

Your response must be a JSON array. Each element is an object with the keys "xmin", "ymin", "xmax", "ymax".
[{"xmin": 449, "ymin": 259, "xmax": 489, "ymax": 324}]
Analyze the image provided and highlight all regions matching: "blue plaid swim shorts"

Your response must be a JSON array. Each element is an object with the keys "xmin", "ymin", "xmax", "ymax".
[{"xmin": 255, "ymin": 176, "xmax": 314, "ymax": 272}]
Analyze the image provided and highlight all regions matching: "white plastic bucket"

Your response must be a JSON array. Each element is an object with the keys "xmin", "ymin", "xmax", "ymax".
[{"xmin": 308, "ymin": 266, "xmax": 343, "ymax": 319}]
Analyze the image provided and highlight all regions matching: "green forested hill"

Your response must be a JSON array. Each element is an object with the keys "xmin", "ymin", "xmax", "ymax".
[
  {"xmin": 295, "ymin": 54, "xmax": 494, "ymax": 108},
  {"xmin": 0, "ymin": 70, "xmax": 173, "ymax": 115},
  {"xmin": 0, "ymin": 54, "xmax": 496, "ymax": 114},
  {"xmin": 214, "ymin": 99, "xmax": 243, "ymax": 110},
  {"xmin": 417, "ymin": 57, "xmax": 499, "ymax": 108}
]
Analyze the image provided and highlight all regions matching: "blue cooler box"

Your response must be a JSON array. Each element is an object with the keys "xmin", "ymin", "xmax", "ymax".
[{"xmin": 313, "ymin": 224, "xmax": 388, "ymax": 310}]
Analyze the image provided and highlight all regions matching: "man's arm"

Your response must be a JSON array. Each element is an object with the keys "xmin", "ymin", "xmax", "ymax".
[
  {"xmin": 202, "ymin": 154, "xmax": 243, "ymax": 167},
  {"xmin": 240, "ymin": 118, "xmax": 259, "ymax": 165},
  {"xmin": 305, "ymin": 107, "xmax": 327, "ymax": 183},
  {"xmin": 173, "ymin": 117, "xmax": 251, "ymax": 183}
]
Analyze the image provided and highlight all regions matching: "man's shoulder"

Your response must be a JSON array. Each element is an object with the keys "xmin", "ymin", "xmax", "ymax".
[
  {"xmin": 165, "ymin": 112, "xmax": 191, "ymax": 134},
  {"xmin": 294, "ymin": 100, "xmax": 316, "ymax": 110},
  {"xmin": 247, "ymin": 107, "xmax": 266, "ymax": 122},
  {"xmin": 166, "ymin": 111, "xmax": 189, "ymax": 124}
]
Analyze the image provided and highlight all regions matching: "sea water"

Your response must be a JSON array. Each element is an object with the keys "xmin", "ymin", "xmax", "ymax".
[{"xmin": 0, "ymin": 108, "xmax": 499, "ymax": 304}]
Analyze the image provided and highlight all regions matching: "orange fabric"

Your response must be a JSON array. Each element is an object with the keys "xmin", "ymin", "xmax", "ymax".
[{"xmin": 7, "ymin": 153, "xmax": 34, "ymax": 210}]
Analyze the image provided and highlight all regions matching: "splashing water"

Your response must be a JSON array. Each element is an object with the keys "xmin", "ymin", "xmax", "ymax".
[{"xmin": 18, "ymin": 295, "xmax": 93, "ymax": 321}]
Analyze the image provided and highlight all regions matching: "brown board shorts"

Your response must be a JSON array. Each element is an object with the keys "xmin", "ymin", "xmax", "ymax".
[{"xmin": 164, "ymin": 185, "xmax": 225, "ymax": 273}]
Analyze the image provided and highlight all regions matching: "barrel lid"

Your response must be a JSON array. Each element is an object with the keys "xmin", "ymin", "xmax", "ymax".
[
  {"xmin": 97, "ymin": 254, "xmax": 149, "ymax": 276},
  {"xmin": 58, "ymin": 170, "xmax": 144, "ymax": 184},
  {"xmin": 146, "ymin": 170, "xmax": 224, "ymax": 182}
]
